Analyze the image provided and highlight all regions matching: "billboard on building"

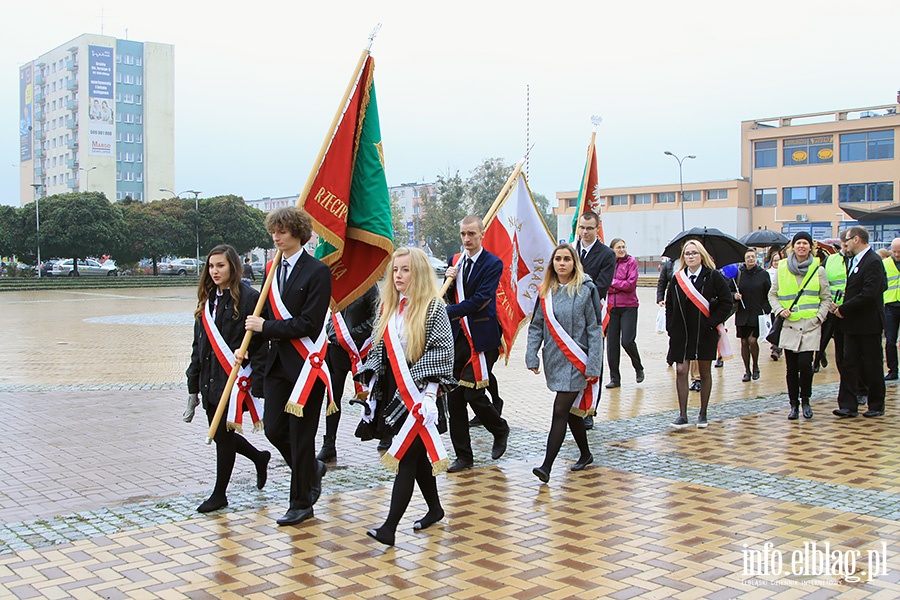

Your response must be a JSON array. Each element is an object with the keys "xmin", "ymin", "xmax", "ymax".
[
  {"xmin": 88, "ymin": 45, "xmax": 114, "ymax": 156},
  {"xmin": 19, "ymin": 64, "xmax": 33, "ymax": 162}
]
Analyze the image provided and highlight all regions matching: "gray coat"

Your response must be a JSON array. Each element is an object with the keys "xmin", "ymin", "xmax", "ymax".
[
  {"xmin": 526, "ymin": 283, "xmax": 604, "ymax": 392},
  {"xmin": 767, "ymin": 265, "xmax": 831, "ymax": 353}
]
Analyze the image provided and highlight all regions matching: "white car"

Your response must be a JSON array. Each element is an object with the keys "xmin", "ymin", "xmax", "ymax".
[
  {"xmin": 158, "ymin": 258, "xmax": 201, "ymax": 276},
  {"xmin": 52, "ymin": 258, "xmax": 118, "ymax": 277}
]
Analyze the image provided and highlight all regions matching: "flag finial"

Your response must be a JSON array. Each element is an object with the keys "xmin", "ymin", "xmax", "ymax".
[
  {"xmin": 591, "ymin": 115, "xmax": 603, "ymax": 128},
  {"xmin": 366, "ymin": 23, "xmax": 382, "ymax": 51}
]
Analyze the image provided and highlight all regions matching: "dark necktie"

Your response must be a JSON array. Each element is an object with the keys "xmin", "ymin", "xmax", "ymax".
[
  {"xmin": 690, "ymin": 274, "xmax": 697, "ymax": 285},
  {"xmin": 463, "ymin": 258, "xmax": 473, "ymax": 287},
  {"xmin": 580, "ymin": 248, "xmax": 587, "ymax": 261},
  {"xmin": 280, "ymin": 259, "xmax": 289, "ymax": 291}
]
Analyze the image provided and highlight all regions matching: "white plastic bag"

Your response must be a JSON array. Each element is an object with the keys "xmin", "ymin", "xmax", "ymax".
[
  {"xmin": 758, "ymin": 313, "xmax": 773, "ymax": 341},
  {"xmin": 655, "ymin": 307, "xmax": 666, "ymax": 334}
]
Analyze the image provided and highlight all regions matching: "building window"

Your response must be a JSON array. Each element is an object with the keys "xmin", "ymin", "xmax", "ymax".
[
  {"xmin": 136, "ymin": 75, "xmax": 142, "ymax": 85},
  {"xmin": 658, "ymin": 192, "xmax": 676, "ymax": 203},
  {"xmin": 123, "ymin": 93, "xmax": 134, "ymax": 104},
  {"xmin": 136, "ymin": 172, "xmax": 143, "ymax": 182},
  {"xmin": 115, "ymin": 112, "xmax": 122, "ymax": 123},
  {"xmin": 840, "ymin": 130, "xmax": 894, "ymax": 162},
  {"xmin": 611, "ymin": 194, "xmax": 628, "ymax": 206},
  {"xmin": 838, "ymin": 182, "xmax": 893, "ymax": 203},
  {"xmin": 136, "ymin": 115, "xmax": 143, "ymax": 124},
  {"xmin": 124, "ymin": 113, "xmax": 134, "ymax": 123},
  {"xmin": 135, "ymin": 57, "xmax": 142, "ymax": 67},
  {"xmin": 755, "ymin": 188, "xmax": 776, "ymax": 207},
  {"xmin": 116, "ymin": 73, "xmax": 122, "ymax": 83},
  {"xmin": 123, "ymin": 74, "xmax": 133, "ymax": 84},
  {"xmin": 566, "ymin": 197, "xmax": 578, "ymax": 208},
  {"xmin": 783, "ymin": 136, "xmax": 834, "ymax": 166},
  {"xmin": 135, "ymin": 95, "xmax": 142, "ymax": 105},
  {"xmin": 116, "ymin": 171, "xmax": 122, "ymax": 181},
  {"xmin": 137, "ymin": 153, "xmax": 143, "ymax": 163},
  {"xmin": 754, "ymin": 140, "xmax": 777, "ymax": 169},
  {"xmin": 707, "ymin": 189, "xmax": 728, "ymax": 200},
  {"xmin": 634, "ymin": 193, "xmax": 652, "ymax": 205},
  {"xmin": 136, "ymin": 134, "xmax": 143, "ymax": 144},
  {"xmin": 682, "ymin": 190, "xmax": 701, "ymax": 202},
  {"xmin": 783, "ymin": 186, "xmax": 833, "ymax": 205}
]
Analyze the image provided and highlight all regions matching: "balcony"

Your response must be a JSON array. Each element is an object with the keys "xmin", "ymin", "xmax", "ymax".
[
  {"xmin": 67, "ymin": 139, "xmax": 78, "ymax": 149},
  {"xmin": 67, "ymin": 158, "xmax": 77, "ymax": 169},
  {"xmin": 35, "ymin": 166, "xmax": 44, "ymax": 176},
  {"xmin": 66, "ymin": 118, "xmax": 76, "ymax": 129},
  {"xmin": 66, "ymin": 59, "xmax": 77, "ymax": 71},
  {"xmin": 66, "ymin": 79, "xmax": 78, "ymax": 91},
  {"xmin": 34, "ymin": 88, "xmax": 43, "ymax": 101},
  {"xmin": 66, "ymin": 98, "xmax": 77, "ymax": 110},
  {"xmin": 35, "ymin": 129, "xmax": 45, "ymax": 141},
  {"xmin": 68, "ymin": 179, "xmax": 78, "ymax": 189},
  {"xmin": 35, "ymin": 72, "xmax": 44, "ymax": 85},
  {"xmin": 34, "ymin": 147, "xmax": 43, "ymax": 158}
]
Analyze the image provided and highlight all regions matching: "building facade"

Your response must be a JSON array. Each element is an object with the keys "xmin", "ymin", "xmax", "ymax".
[
  {"xmin": 18, "ymin": 34, "xmax": 174, "ymax": 205},
  {"xmin": 390, "ymin": 181, "xmax": 435, "ymax": 246},
  {"xmin": 554, "ymin": 101, "xmax": 900, "ymax": 256}
]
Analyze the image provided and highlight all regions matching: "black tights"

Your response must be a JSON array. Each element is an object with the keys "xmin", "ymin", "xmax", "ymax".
[
  {"xmin": 740, "ymin": 335, "xmax": 760, "ymax": 374},
  {"xmin": 209, "ymin": 410, "xmax": 267, "ymax": 500},
  {"xmin": 676, "ymin": 360, "xmax": 711, "ymax": 418},
  {"xmin": 539, "ymin": 392, "xmax": 591, "ymax": 473},
  {"xmin": 377, "ymin": 437, "xmax": 441, "ymax": 535}
]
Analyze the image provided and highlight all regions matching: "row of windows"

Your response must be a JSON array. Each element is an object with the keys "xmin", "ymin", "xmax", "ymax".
[
  {"xmin": 116, "ymin": 171, "xmax": 143, "ymax": 182},
  {"xmin": 116, "ymin": 54, "xmax": 143, "ymax": 66},
  {"xmin": 603, "ymin": 189, "xmax": 729, "ymax": 206},
  {"xmin": 115, "ymin": 73, "xmax": 143, "ymax": 85},
  {"xmin": 115, "ymin": 93, "xmax": 143, "ymax": 104},
  {"xmin": 755, "ymin": 129, "xmax": 895, "ymax": 168},
  {"xmin": 116, "ymin": 191, "xmax": 144, "ymax": 201},
  {"xmin": 754, "ymin": 182, "xmax": 895, "ymax": 206},
  {"xmin": 114, "ymin": 132, "xmax": 143, "ymax": 143},
  {"xmin": 115, "ymin": 112, "xmax": 142, "ymax": 125},
  {"xmin": 116, "ymin": 152, "xmax": 144, "ymax": 162}
]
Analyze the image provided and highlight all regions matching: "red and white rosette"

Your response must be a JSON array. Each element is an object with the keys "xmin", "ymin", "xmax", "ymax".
[
  {"xmin": 452, "ymin": 254, "xmax": 490, "ymax": 389},
  {"xmin": 540, "ymin": 292, "xmax": 599, "ymax": 417},
  {"xmin": 332, "ymin": 311, "xmax": 372, "ymax": 399},
  {"xmin": 675, "ymin": 270, "xmax": 733, "ymax": 359}
]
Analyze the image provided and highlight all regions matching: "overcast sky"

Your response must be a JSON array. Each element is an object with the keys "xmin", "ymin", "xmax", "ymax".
[{"xmin": 2, "ymin": 0, "xmax": 898, "ymax": 207}]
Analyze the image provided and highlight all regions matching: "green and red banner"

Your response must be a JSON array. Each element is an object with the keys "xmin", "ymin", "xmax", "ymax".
[
  {"xmin": 304, "ymin": 55, "xmax": 393, "ymax": 311},
  {"xmin": 569, "ymin": 138, "xmax": 604, "ymax": 243}
]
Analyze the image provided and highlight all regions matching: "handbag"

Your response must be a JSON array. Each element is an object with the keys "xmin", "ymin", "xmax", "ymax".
[
  {"xmin": 765, "ymin": 266, "xmax": 817, "ymax": 346},
  {"xmin": 758, "ymin": 313, "xmax": 773, "ymax": 341}
]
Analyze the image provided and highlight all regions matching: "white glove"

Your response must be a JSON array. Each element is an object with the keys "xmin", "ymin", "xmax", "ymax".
[
  {"xmin": 361, "ymin": 395, "xmax": 377, "ymax": 423},
  {"xmin": 419, "ymin": 394, "xmax": 439, "ymax": 428},
  {"xmin": 183, "ymin": 393, "xmax": 200, "ymax": 423}
]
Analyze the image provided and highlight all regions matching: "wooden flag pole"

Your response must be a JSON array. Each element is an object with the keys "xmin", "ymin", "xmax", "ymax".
[{"xmin": 205, "ymin": 34, "xmax": 379, "ymax": 444}]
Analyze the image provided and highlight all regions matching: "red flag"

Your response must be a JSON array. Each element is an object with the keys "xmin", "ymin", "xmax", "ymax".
[{"xmin": 569, "ymin": 135, "xmax": 604, "ymax": 243}]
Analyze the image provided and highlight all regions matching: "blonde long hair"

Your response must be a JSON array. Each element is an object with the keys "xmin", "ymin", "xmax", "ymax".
[
  {"xmin": 678, "ymin": 239, "xmax": 716, "ymax": 270},
  {"xmin": 539, "ymin": 243, "xmax": 585, "ymax": 298},
  {"xmin": 373, "ymin": 247, "xmax": 443, "ymax": 363}
]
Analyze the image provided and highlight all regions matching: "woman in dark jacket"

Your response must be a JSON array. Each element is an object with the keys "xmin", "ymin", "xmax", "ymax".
[
  {"xmin": 186, "ymin": 245, "xmax": 270, "ymax": 513},
  {"xmin": 730, "ymin": 249, "xmax": 771, "ymax": 382},
  {"xmin": 666, "ymin": 239, "xmax": 734, "ymax": 429}
]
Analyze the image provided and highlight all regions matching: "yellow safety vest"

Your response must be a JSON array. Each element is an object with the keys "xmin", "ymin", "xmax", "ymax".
[
  {"xmin": 777, "ymin": 258, "xmax": 821, "ymax": 321},
  {"xmin": 883, "ymin": 257, "xmax": 900, "ymax": 304},
  {"xmin": 825, "ymin": 253, "xmax": 847, "ymax": 306}
]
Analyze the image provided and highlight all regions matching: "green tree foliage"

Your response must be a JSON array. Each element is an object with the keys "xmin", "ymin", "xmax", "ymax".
[
  {"xmin": 389, "ymin": 192, "xmax": 410, "ymax": 246},
  {"xmin": 115, "ymin": 197, "xmax": 194, "ymax": 272},
  {"xmin": 417, "ymin": 170, "xmax": 467, "ymax": 262},
  {"xmin": 532, "ymin": 191, "xmax": 558, "ymax": 236},
  {"xmin": 0, "ymin": 205, "xmax": 20, "ymax": 259},
  {"xmin": 467, "ymin": 158, "xmax": 513, "ymax": 219},
  {"xmin": 20, "ymin": 192, "xmax": 126, "ymax": 273},
  {"xmin": 200, "ymin": 195, "xmax": 271, "ymax": 255}
]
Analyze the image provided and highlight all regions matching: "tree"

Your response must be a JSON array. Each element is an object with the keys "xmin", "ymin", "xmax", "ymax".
[
  {"xmin": 0, "ymin": 205, "xmax": 20, "ymax": 260},
  {"xmin": 467, "ymin": 158, "xmax": 513, "ymax": 219},
  {"xmin": 532, "ymin": 192, "xmax": 558, "ymax": 236},
  {"xmin": 21, "ymin": 192, "xmax": 126, "ymax": 275},
  {"xmin": 199, "ymin": 195, "xmax": 271, "ymax": 256},
  {"xmin": 390, "ymin": 192, "xmax": 410, "ymax": 246},
  {"xmin": 116, "ymin": 197, "xmax": 194, "ymax": 274},
  {"xmin": 416, "ymin": 170, "xmax": 467, "ymax": 262}
]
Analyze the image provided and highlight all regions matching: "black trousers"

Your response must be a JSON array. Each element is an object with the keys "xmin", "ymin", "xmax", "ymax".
[
  {"xmin": 783, "ymin": 350, "xmax": 813, "ymax": 405},
  {"xmin": 264, "ymin": 357, "xmax": 325, "ymax": 510},
  {"xmin": 884, "ymin": 304, "xmax": 900, "ymax": 373},
  {"xmin": 838, "ymin": 333, "xmax": 885, "ymax": 412},
  {"xmin": 448, "ymin": 338, "xmax": 508, "ymax": 462},
  {"xmin": 607, "ymin": 306, "xmax": 643, "ymax": 382},
  {"xmin": 323, "ymin": 343, "xmax": 352, "ymax": 439}
]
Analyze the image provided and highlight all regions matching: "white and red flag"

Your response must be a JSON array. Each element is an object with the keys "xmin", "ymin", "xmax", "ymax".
[{"xmin": 482, "ymin": 173, "xmax": 557, "ymax": 361}]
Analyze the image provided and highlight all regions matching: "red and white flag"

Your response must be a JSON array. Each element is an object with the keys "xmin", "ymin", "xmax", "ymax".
[{"xmin": 483, "ymin": 174, "xmax": 557, "ymax": 360}]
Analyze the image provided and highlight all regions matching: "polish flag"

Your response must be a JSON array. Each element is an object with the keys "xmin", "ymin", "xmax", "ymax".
[{"xmin": 483, "ymin": 174, "xmax": 557, "ymax": 360}]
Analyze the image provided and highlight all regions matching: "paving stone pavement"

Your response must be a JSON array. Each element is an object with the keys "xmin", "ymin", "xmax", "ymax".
[{"xmin": 1, "ymin": 286, "xmax": 898, "ymax": 598}]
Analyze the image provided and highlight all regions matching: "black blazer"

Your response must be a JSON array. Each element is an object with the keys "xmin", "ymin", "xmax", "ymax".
[
  {"xmin": 576, "ymin": 240, "xmax": 616, "ymax": 298},
  {"xmin": 840, "ymin": 248, "xmax": 886, "ymax": 335},
  {"xmin": 446, "ymin": 250, "xmax": 503, "ymax": 352},
  {"xmin": 260, "ymin": 251, "xmax": 333, "ymax": 375}
]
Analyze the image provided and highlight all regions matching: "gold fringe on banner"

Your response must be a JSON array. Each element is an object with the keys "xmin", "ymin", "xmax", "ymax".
[
  {"xmin": 325, "ymin": 400, "xmax": 339, "ymax": 417},
  {"xmin": 431, "ymin": 457, "xmax": 450, "ymax": 477},
  {"xmin": 252, "ymin": 421, "xmax": 264, "ymax": 433},
  {"xmin": 284, "ymin": 403, "xmax": 305, "ymax": 418},
  {"xmin": 227, "ymin": 422, "xmax": 242, "ymax": 434},
  {"xmin": 381, "ymin": 452, "xmax": 400, "ymax": 473},
  {"xmin": 569, "ymin": 407, "xmax": 596, "ymax": 418}
]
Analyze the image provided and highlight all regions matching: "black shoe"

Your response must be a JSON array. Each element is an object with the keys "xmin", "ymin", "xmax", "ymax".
[
  {"xmin": 670, "ymin": 416, "xmax": 690, "ymax": 429},
  {"xmin": 770, "ymin": 352, "xmax": 780, "ymax": 362},
  {"xmin": 366, "ymin": 527, "xmax": 395, "ymax": 546},
  {"xmin": 802, "ymin": 402, "xmax": 813, "ymax": 419},
  {"xmin": 689, "ymin": 381, "xmax": 701, "ymax": 392},
  {"xmin": 468, "ymin": 415, "xmax": 482, "ymax": 427},
  {"xmin": 742, "ymin": 372, "xmax": 751, "ymax": 382},
  {"xmin": 532, "ymin": 466, "xmax": 550, "ymax": 483},
  {"xmin": 605, "ymin": 380, "xmax": 620, "ymax": 389},
  {"xmin": 377, "ymin": 437, "xmax": 392, "ymax": 451},
  {"xmin": 667, "ymin": 361, "xmax": 673, "ymax": 368},
  {"xmin": 571, "ymin": 454, "xmax": 593, "ymax": 471},
  {"xmin": 413, "ymin": 508, "xmax": 445, "ymax": 531},
  {"xmin": 583, "ymin": 415, "xmax": 594, "ymax": 430},
  {"xmin": 714, "ymin": 358, "xmax": 724, "ymax": 368},
  {"xmin": 863, "ymin": 410, "xmax": 885, "ymax": 417},
  {"xmin": 310, "ymin": 460, "xmax": 327, "ymax": 505},
  {"xmin": 197, "ymin": 495, "xmax": 228, "ymax": 513},
  {"xmin": 256, "ymin": 451, "xmax": 271, "ymax": 490},
  {"xmin": 316, "ymin": 437, "xmax": 336, "ymax": 462},
  {"xmin": 788, "ymin": 406, "xmax": 799, "ymax": 420},
  {"xmin": 885, "ymin": 371, "xmax": 898, "ymax": 381},
  {"xmin": 447, "ymin": 459, "xmax": 473, "ymax": 473},
  {"xmin": 491, "ymin": 431, "xmax": 509, "ymax": 460},
  {"xmin": 833, "ymin": 409, "xmax": 858, "ymax": 418},
  {"xmin": 277, "ymin": 507, "xmax": 314, "ymax": 526},
  {"xmin": 813, "ymin": 364, "xmax": 820, "ymax": 374},
  {"xmin": 752, "ymin": 367, "xmax": 760, "ymax": 381},
  {"xmin": 820, "ymin": 356, "xmax": 828, "ymax": 368},
  {"xmin": 636, "ymin": 370, "xmax": 645, "ymax": 383}
]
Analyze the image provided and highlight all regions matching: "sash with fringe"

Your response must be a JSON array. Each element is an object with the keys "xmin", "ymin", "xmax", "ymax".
[
  {"xmin": 381, "ymin": 311, "xmax": 449, "ymax": 476},
  {"xmin": 332, "ymin": 311, "xmax": 372, "ymax": 400},
  {"xmin": 452, "ymin": 254, "xmax": 490, "ymax": 389},
  {"xmin": 267, "ymin": 273, "xmax": 336, "ymax": 417},
  {"xmin": 540, "ymin": 292, "xmax": 599, "ymax": 418},
  {"xmin": 201, "ymin": 302, "xmax": 264, "ymax": 433},
  {"xmin": 675, "ymin": 270, "xmax": 733, "ymax": 359}
]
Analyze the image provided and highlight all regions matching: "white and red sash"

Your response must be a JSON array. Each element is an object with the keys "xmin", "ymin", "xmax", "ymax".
[
  {"xmin": 267, "ymin": 273, "xmax": 336, "ymax": 417},
  {"xmin": 332, "ymin": 311, "xmax": 372, "ymax": 399},
  {"xmin": 540, "ymin": 291, "xmax": 600, "ymax": 417},
  {"xmin": 675, "ymin": 270, "xmax": 733, "ymax": 359},
  {"xmin": 382, "ymin": 311, "xmax": 449, "ymax": 475},
  {"xmin": 599, "ymin": 297, "xmax": 610, "ymax": 337},
  {"xmin": 201, "ymin": 302, "xmax": 264, "ymax": 433},
  {"xmin": 452, "ymin": 254, "xmax": 490, "ymax": 388}
]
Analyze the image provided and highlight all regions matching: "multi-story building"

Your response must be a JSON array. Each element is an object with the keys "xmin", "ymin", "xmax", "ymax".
[
  {"xmin": 18, "ymin": 34, "xmax": 174, "ymax": 205},
  {"xmin": 554, "ymin": 100, "xmax": 900, "ymax": 257},
  {"xmin": 390, "ymin": 181, "xmax": 435, "ymax": 246}
]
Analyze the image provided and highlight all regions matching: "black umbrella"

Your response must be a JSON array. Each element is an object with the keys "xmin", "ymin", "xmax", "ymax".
[
  {"xmin": 740, "ymin": 229, "xmax": 790, "ymax": 248},
  {"xmin": 663, "ymin": 227, "xmax": 750, "ymax": 267}
]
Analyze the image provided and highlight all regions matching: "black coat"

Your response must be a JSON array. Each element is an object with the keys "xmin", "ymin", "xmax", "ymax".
[
  {"xmin": 445, "ymin": 250, "xmax": 503, "ymax": 352},
  {"xmin": 576, "ymin": 239, "xmax": 616, "ymax": 298},
  {"xmin": 840, "ymin": 248, "xmax": 886, "ymax": 335},
  {"xmin": 326, "ymin": 284, "xmax": 380, "ymax": 348},
  {"xmin": 729, "ymin": 264, "xmax": 771, "ymax": 326},
  {"xmin": 656, "ymin": 259, "xmax": 675, "ymax": 303},
  {"xmin": 186, "ymin": 282, "xmax": 266, "ymax": 407},
  {"xmin": 665, "ymin": 266, "xmax": 734, "ymax": 363}
]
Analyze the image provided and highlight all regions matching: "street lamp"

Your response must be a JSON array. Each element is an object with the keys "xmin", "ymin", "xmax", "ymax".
[
  {"xmin": 664, "ymin": 151, "xmax": 696, "ymax": 232},
  {"xmin": 159, "ymin": 188, "xmax": 203, "ymax": 268},
  {"xmin": 79, "ymin": 166, "xmax": 97, "ymax": 192},
  {"xmin": 31, "ymin": 184, "xmax": 42, "ymax": 279}
]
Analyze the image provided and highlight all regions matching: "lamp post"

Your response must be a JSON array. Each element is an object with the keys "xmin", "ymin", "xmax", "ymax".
[
  {"xmin": 31, "ymin": 184, "xmax": 42, "ymax": 279},
  {"xmin": 664, "ymin": 151, "xmax": 696, "ymax": 232},
  {"xmin": 79, "ymin": 166, "xmax": 97, "ymax": 192},
  {"xmin": 159, "ymin": 188, "xmax": 203, "ymax": 268}
]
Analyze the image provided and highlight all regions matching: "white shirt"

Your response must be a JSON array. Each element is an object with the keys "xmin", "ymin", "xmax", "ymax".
[
  {"xmin": 578, "ymin": 240, "xmax": 596, "ymax": 257},
  {"xmin": 849, "ymin": 246, "xmax": 870, "ymax": 274},
  {"xmin": 280, "ymin": 248, "xmax": 303, "ymax": 282},
  {"xmin": 391, "ymin": 294, "xmax": 438, "ymax": 397}
]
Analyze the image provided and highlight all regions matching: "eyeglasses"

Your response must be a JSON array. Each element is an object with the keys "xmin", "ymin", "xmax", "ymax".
[
  {"xmin": 578, "ymin": 226, "xmax": 596, "ymax": 231},
  {"xmin": 683, "ymin": 251, "xmax": 701, "ymax": 257}
]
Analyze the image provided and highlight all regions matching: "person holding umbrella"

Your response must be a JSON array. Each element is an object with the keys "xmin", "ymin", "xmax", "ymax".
[
  {"xmin": 729, "ymin": 249, "xmax": 771, "ymax": 382},
  {"xmin": 665, "ymin": 239, "xmax": 734, "ymax": 429}
]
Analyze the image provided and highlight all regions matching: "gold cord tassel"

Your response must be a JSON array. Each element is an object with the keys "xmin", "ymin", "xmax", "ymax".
[{"xmin": 283, "ymin": 403, "xmax": 305, "ymax": 418}]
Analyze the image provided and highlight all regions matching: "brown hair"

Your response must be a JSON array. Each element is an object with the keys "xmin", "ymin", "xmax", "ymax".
[
  {"xmin": 265, "ymin": 207, "xmax": 313, "ymax": 243},
  {"xmin": 194, "ymin": 244, "xmax": 243, "ymax": 321}
]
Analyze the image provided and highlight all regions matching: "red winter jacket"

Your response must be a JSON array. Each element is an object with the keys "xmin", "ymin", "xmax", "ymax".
[{"xmin": 607, "ymin": 255, "xmax": 639, "ymax": 309}]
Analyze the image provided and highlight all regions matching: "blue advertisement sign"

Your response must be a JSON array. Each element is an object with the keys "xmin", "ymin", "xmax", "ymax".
[
  {"xmin": 19, "ymin": 64, "xmax": 33, "ymax": 162},
  {"xmin": 88, "ymin": 46, "xmax": 114, "ymax": 98},
  {"xmin": 88, "ymin": 45, "xmax": 114, "ymax": 156}
]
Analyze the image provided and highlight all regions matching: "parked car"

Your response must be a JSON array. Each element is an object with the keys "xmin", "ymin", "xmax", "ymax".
[
  {"xmin": 429, "ymin": 256, "xmax": 448, "ymax": 277},
  {"xmin": 249, "ymin": 261, "xmax": 266, "ymax": 277},
  {"xmin": 52, "ymin": 258, "xmax": 118, "ymax": 277},
  {"xmin": 158, "ymin": 258, "xmax": 201, "ymax": 276},
  {"xmin": 40, "ymin": 259, "xmax": 61, "ymax": 277}
]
